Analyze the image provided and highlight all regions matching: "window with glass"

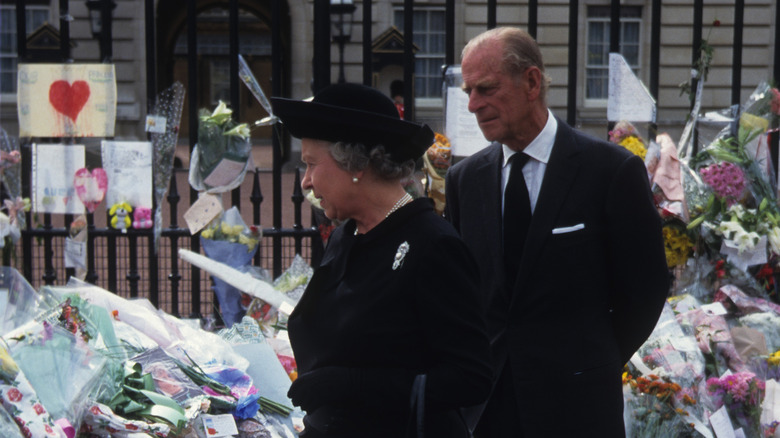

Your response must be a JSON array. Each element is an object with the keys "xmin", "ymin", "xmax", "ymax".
[
  {"xmin": 393, "ymin": 7, "xmax": 445, "ymax": 99},
  {"xmin": 585, "ymin": 6, "xmax": 642, "ymax": 100},
  {"xmin": 1, "ymin": 5, "xmax": 50, "ymax": 93}
]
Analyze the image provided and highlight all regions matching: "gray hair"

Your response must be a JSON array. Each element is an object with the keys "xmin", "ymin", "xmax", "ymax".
[
  {"xmin": 329, "ymin": 141, "xmax": 415, "ymax": 180},
  {"xmin": 462, "ymin": 27, "xmax": 552, "ymax": 103}
]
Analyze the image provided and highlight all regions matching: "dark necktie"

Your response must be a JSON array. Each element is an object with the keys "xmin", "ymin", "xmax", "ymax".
[{"xmin": 503, "ymin": 152, "xmax": 531, "ymax": 289}]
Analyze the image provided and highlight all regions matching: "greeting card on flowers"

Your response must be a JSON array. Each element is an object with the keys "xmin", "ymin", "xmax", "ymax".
[
  {"xmin": 32, "ymin": 143, "xmax": 86, "ymax": 214},
  {"xmin": 100, "ymin": 141, "xmax": 153, "ymax": 209},
  {"xmin": 17, "ymin": 63, "xmax": 117, "ymax": 137}
]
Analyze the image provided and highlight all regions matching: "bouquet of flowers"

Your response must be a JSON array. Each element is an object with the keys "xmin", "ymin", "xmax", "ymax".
[
  {"xmin": 705, "ymin": 371, "xmax": 765, "ymax": 437},
  {"xmin": 609, "ymin": 120, "xmax": 649, "ymax": 161},
  {"xmin": 683, "ymin": 83, "xmax": 780, "ymax": 292},
  {"xmin": 423, "ymin": 132, "xmax": 451, "ymax": 215},
  {"xmin": 189, "ymin": 101, "xmax": 253, "ymax": 193},
  {"xmin": 623, "ymin": 371, "xmax": 700, "ymax": 438},
  {"xmin": 200, "ymin": 206, "xmax": 261, "ymax": 327}
]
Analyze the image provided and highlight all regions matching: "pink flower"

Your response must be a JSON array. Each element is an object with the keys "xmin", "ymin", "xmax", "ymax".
[
  {"xmin": 699, "ymin": 162, "xmax": 746, "ymax": 206},
  {"xmin": 771, "ymin": 88, "xmax": 780, "ymax": 115}
]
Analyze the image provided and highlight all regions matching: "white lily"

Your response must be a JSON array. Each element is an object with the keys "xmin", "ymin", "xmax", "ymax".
[
  {"xmin": 716, "ymin": 220, "xmax": 745, "ymax": 241},
  {"xmin": 731, "ymin": 229, "xmax": 761, "ymax": 253},
  {"xmin": 202, "ymin": 100, "xmax": 233, "ymax": 125},
  {"xmin": 224, "ymin": 123, "xmax": 251, "ymax": 140},
  {"xmin": 767, "ymin": 226, "xmax": 780, "ymax": 255},
  {"xmin": 726, "ymin": 204, "xmax": 747, "ymax": 220}
]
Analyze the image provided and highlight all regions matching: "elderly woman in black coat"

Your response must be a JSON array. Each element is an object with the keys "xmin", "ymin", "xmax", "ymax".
[{"xmin": 271, "ymin": 83, "xmax": 492, "ymax": 438}]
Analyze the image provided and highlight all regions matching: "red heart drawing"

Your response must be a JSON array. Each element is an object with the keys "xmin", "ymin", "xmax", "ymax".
[{"xmin": 49, "ymin": 80, "xmax": 91, "ymax": 122}]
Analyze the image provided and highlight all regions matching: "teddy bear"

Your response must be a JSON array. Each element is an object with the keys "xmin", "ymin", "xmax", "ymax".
[
  {"xmin": 109, "ymin": 202, "xmax": 133, "ymax": 233},
  {"xmin": 133, "ymin": 206, "xmax": 153, "ymax": 229}
]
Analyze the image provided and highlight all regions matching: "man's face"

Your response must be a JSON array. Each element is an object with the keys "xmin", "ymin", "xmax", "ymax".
[{"xmin": 461, "ymin": 43, "xmax": 532, "ymax": 150}]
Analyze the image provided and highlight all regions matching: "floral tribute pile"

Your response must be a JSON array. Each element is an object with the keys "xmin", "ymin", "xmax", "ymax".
[
  {"xmin": 0, "ymin": 263, "xmax": 306, "ymax": 437},
  {"xmin": 616, "ymin": 82, "xmax": 780, "ymax": 437}
]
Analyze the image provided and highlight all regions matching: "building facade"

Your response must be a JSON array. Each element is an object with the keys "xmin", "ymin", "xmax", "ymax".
[{"xmin": 1, "ymin": 0, "xmax": 777, "ymax": 155}]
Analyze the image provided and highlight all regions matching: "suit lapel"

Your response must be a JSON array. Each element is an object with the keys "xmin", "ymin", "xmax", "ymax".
[
  {"xmin": 512, "ymin": 120, "xmax": 583, "ymax": 303},
  {"xmin": 480, "ymin": 144, "xmax": 504, "ymax": 256}
]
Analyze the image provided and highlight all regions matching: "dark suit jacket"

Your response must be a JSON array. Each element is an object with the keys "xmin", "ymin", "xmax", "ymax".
[{"xmin": 445, "ymin": 118, "xmax": 669, "ymax": 436}]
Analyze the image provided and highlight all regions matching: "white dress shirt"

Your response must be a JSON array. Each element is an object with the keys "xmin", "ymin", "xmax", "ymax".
[{"xmin": 501, "ymin": 109, "xmax": 558, "ymax": 214}]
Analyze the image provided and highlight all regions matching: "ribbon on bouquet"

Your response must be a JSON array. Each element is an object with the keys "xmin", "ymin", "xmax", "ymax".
[{"xmin": 108, "ymin": 361, "xmax": 188, "ymax": 431}]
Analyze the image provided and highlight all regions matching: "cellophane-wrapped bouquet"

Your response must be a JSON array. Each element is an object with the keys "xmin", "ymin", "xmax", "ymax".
[
  {"xmin": 189, "ymin": 101, "xmax": 252, "ymax": 193},
  {"xmin": 200, "ymin": 206, "xmax": 261, "ymax": 328}
]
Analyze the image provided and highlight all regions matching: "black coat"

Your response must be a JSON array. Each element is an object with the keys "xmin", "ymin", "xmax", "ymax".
[
  {"xmin": 445, "ymin": 119, "xmax": 670, "ymax": 437},
  {"xmin": 289, "ymin": 198, "xmax": 492, "ymax": 438}
]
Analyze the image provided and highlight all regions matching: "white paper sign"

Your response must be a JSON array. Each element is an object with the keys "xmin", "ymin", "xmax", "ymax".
[
  {"xmin": 443, "ymin": 65, "xmax": 487, "ymax": 157},
  {"xmin": 17, "ymin": 63, "xmax": 117, "ymax": 137},
  {"xmin": 32, "ymin": 143, "xmax": 86, "ymax": 214},
  {"xmin": 608, "ymin": 53, "xmax": 656, "ymax": 122},
  {"xmin": 445, "ymin": 86, "xmax": 486, "ymax": 156},
  {"xmin": 100, "ymin": 141, "xmax": 153, "ymax": 209},
  {"xmin": 64, "ymin": 238, "xmax": 86, "ymax": 270},
  {"xmin": 709, "ymin": 405, "xmax": 736, "ymax": 438},
  {"xmin": 761, "ymin": 379, "xmax": 780, "ymax": 426}
]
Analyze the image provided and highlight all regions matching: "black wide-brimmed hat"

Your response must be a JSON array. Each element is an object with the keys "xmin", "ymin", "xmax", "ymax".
[{"xmin": 271, "ymin": 83, "xmax": 434, "ymax": 163}]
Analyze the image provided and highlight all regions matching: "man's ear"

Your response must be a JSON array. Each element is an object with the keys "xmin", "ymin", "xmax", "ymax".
[{"xmin": 524, "ymin": 66, "xmax": 543, "ymax": 102}]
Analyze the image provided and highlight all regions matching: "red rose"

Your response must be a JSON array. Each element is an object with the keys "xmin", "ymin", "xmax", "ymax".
[
  {"xmin": 44, "ymin": 424, "xmax": 53, "ymax": 434},
  {"xmin": 125, "ymin": 423, "xmax": 139, "ymax": 430},
  {"xmin": 33, "ymin": 403, "xmax": 46, "ymax": 415},
  {"xmin": 21, "ymin": 426, "xmax": 31, "ymax": 438},
  {"xmin": 90, "ymin": 405, "xmax": 103, "ymax": 416},
  {"xmin": 14, "ymin": 417, "xmax": 24, "ymax": 426},
  {"xmin": 6, "ymin": 388, "xmax": 22, "ymax": 402}
]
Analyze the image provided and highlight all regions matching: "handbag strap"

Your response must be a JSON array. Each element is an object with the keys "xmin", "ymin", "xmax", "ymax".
[{"xmin": 407, "ymin": 374, "xmax": 426, "ymax": 438}]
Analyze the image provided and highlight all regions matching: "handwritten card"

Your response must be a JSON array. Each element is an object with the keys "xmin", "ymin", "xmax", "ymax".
[
  {"xmin": 183, "ymin": 193, "xmax": 223, "ymax": 234},
  {"xmin": 100, "ymin": 141, "xmax": 153, "ymax": 208},
  {"xmin": 17, "ymin": 64, "xmax": 117, "ymax": 137},
  {"xmin": 32, "ymin": 144, "xmax": 86, "ymax": 214}
]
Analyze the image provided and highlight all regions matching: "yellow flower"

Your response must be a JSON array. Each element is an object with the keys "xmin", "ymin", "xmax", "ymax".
[
  {"xmin": 663, "ymin": 225, "xmax": 694, "ymax": 268},
  {"xmin": 201, "ymin": 228, "xmax": 214, "ymax": 239},
  {"xmin": 619, "ymin": 136, "xmax": 647, "ymax": 160},
  {"xmin": 0, "ymin": 346, "xmax": 19, "ymax": 380},
  {"xmin": 768, "ymin": 350, "xmax": 780, "ymax": 366},
  {"xmin": 238, "ymin": 234, "xmax": 258, "ymax": 251}
]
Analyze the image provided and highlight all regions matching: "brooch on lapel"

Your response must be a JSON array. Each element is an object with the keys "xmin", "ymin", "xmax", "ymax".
[{"xmin": 393, "ymin": 241, "xmax": 410, "ymax": 270}]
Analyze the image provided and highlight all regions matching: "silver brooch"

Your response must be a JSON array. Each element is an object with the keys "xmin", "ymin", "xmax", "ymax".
[{"xmin": 393, "ymin": 241, "xmax": 410, "ymax": 270}]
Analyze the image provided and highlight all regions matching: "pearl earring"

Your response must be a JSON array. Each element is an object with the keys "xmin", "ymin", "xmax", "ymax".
[{"xmin": 352, "ymin": 177, "xmax": 359, "ymax": 183}]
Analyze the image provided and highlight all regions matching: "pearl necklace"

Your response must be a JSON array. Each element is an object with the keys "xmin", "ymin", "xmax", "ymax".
[
  {"xmin": 386, "ymin": 192, "xmax": 413, "ymax": 218},
  {"xmin": 355, "ymin": 193, "xmax": 413, "ymax": 235}
]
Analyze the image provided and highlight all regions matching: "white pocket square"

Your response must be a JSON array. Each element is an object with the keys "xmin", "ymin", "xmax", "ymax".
[{"xmin": 552, "ymin": 223, "xmax": 585, "ymax": 234}]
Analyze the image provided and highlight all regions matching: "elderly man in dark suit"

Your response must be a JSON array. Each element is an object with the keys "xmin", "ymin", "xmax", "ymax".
[{"xmin": 445, "ymin": 27, "xmax": 670, "ymax": 437}]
